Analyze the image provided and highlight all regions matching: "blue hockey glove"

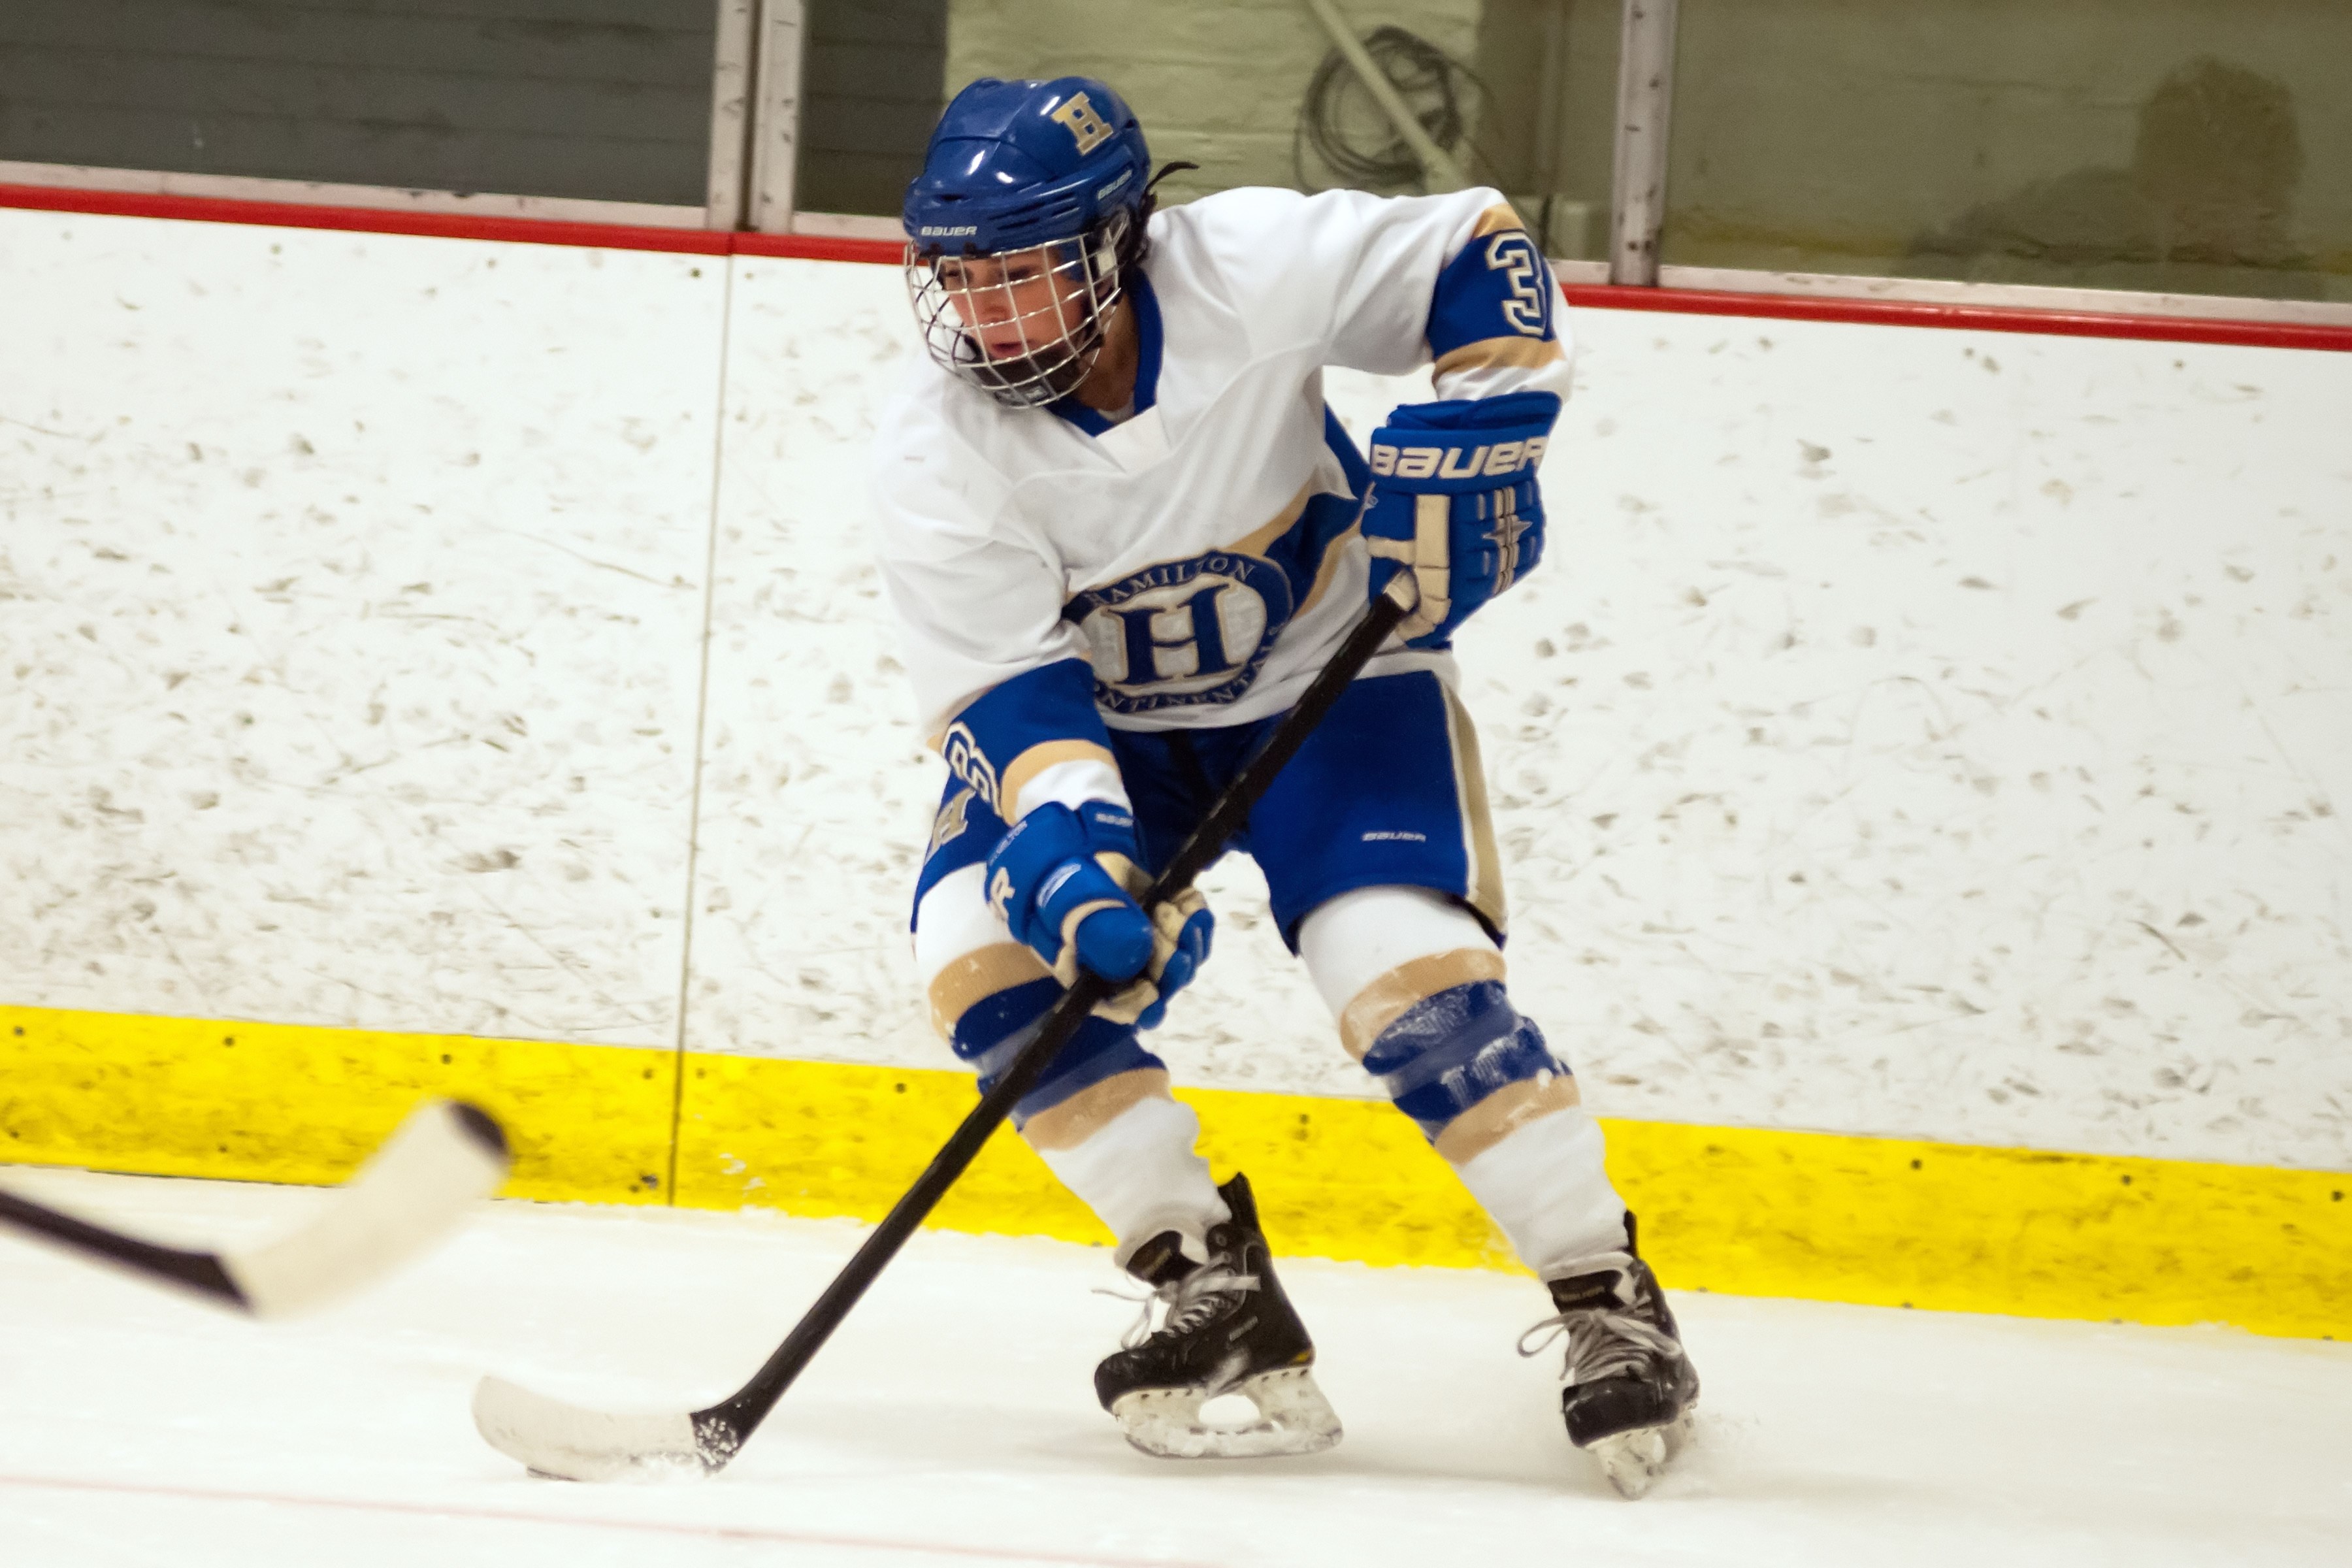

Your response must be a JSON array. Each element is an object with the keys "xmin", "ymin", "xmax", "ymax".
[
  {"xmin": 1134, "ymin": 892, "xmax": 1213, "ymax": 1032},
  {"xmin": 1361, "ymin": 389, "xmax": 1560, "ymax": 647},
  {"xmin": 985, "ymin": 800, "xmax": 1213, "ymax": 1030}
]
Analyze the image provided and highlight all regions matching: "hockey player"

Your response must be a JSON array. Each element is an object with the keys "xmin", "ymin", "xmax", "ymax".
[{"xmin": 875, "ymin": 76, "xmax": 1698, "ymax": 1496}]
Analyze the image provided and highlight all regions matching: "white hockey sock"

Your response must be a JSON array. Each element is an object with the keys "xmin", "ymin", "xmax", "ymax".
[
  {"xmin": 1031, "ymin": 1094, "xmax": 1230, "ymax": 1270},
  {"xmin": 1301, "ymin": 885, "xmax": 1630, "ymax": 1279},
  {"xmin": 1299, "ymin": 884, "xmax": 1490, "ymax": 1015},
  {"xmin": 1454, "ymin": 1105, "xmax": 1631, "ymax": 1281}
]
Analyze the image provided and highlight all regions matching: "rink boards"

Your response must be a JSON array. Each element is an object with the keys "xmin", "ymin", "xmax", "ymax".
[
  {"xmin": 7, "ymin": 1000, "xmax": 2348, "ymax": 1341},
  {"xmin": 3, "ymin": 199, "xmax": 2349, "ymax": 1342}
]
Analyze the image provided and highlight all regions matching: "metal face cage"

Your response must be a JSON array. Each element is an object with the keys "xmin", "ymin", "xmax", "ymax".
[{"xmin": 905, "ymin": 215, "xmax": 1130, "ymax": 410}]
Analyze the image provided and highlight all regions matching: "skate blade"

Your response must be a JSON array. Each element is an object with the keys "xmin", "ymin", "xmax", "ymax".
[
  {"xmin": 1586, "ymin": 1404, "xmax": 1695, "ymax": 1499},
  {"xmin": 1109, "ymin": 1365, "xmax": 1343, "ymax": 1460}
]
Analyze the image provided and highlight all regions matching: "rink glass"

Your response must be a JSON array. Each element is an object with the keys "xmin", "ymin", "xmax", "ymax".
[
  {"xmin": 805, "ymin": 0, "xmax": 1624, "ymax": 264},
  {"xmin": 0, "ymin": 0, "xmax": 716, "ymax": 206},
  {"xmin": 1661, "ymin": 0, "xmax": 2352, "ymax": 304}
]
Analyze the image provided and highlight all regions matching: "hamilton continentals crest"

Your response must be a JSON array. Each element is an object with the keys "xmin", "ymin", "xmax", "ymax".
[{"xmin": 1066, "ymin": 551, "xmax": 1295, "ymax": 715}]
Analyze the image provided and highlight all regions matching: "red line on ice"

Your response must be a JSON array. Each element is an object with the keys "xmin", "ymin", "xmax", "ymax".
[{"xmin": 0, "ymin": 1471, "xmax": 1222, "ymax": 1567}]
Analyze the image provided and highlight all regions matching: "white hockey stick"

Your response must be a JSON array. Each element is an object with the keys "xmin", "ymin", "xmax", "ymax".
[{"xmin": 0, "ymin": 1100, "xmax": 510, "ymax": 1318}]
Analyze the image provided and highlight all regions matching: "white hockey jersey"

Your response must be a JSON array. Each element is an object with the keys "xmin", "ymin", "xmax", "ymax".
[{"xmin": 871, "ymin": 184, "xmax": 1574, "ymax": 823}]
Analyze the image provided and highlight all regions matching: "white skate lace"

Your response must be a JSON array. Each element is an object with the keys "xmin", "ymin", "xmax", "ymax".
[
  {"xmin": 1099, "ymin": 1262, "xmax": 1261, "ymax": 1350},
  {"xmin": 1516, "ymin": 1290, "xmax": 1683, "ymax": 1386}
]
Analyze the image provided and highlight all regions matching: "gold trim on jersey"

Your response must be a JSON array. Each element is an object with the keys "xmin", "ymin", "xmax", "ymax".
[
  {"xmin": 1443, "ymin": 685, "xmax": 1508, "ymax": 933},
  {"xmin": 1226, "ymin": 477, "xmax": 1316, "ymax": 559},
  {"xmin": 1060, "ymin": 477, "xmax": 1308, "ymax": 609},
  {"xmin": 1472, "ymin": 203, "xmax": 1528, "ymax": 239},
  {"xmin": 1297, "ymin": 520, "xmax": 1362, "ymax": 617},
  {"xmin": 1433, "ymin": 335, "xmax": 1567, "ymax": 378}
]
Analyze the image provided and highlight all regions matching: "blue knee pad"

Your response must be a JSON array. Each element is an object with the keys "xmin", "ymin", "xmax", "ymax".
[
  {"xmin": 947, "ymin": 972, "xmax": 1165, "ymax": 1132},
  {"xmin": 1361, "ymin": 979, "xmax": 1566, "ymax": 1142}
]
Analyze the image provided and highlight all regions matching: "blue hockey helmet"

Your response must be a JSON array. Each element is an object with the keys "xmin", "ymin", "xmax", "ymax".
[
  {"xmin": 904, "ymin": 76, "xmax": 1151, "ymax": 259},
  {"xmin": 903, "ymin": 77, "xmax": 1156, "ymax": 408}
]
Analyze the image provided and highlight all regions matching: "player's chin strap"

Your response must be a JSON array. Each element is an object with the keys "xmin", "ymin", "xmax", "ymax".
[
  {"xmin": 1092, "ymin": 160, "xmax": 1196, "ymax": 338},
  {"xmin": 1058, "ymin": 161, "xmax": 1196, "ymax": 404},
  {"xmin": 1077, "ymin": 161, "xmax": 1195, "ymax": 338},
  {"xmin": 1096, "ymin": 160, "xmax": 1196, "ymax": 287}
]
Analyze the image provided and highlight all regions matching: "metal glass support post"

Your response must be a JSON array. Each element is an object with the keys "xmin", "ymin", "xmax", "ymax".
[
  {"xmin": 1531, "ymin": 1, "xmax": 1569, "ymax": 203},
  {"xmin": 1609, "ymin": 0, "xmax": 1677, "ymax": 285},
  {"xmin": 748, "ymin": 0, "xmax": 808, "ymax": 235},
  {"xmin": 705, "ymin": 0, "xmax": 758, "ymax": 229}
]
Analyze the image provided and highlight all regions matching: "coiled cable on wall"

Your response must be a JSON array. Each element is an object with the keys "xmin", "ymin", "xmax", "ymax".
[{"xmin": 1292, "ymin": 24, "xmax": 1492, "ymax": 194}]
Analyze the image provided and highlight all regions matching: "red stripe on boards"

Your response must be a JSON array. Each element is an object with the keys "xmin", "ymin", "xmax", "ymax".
[
  {"xmin": 4, "ymin": 182, "xmax": 2345, "ymax": 351},
  {"xmin": 1561, "ymin": 282, "xmax": 2352, "ymax": 355},
  {"xmin": 734, "ymin": 229, "xmax": 904, "ymax": 265},
  {"xmin": 0, "ymin": 181, "xmax": 732, "ymax": 255},
  {"xmin": 0, "ymin": 182, "xmax": 902, "ymax": 265}
]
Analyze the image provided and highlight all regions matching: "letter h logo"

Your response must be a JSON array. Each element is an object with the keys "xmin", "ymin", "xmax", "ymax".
[
  {"xmin": 1115, "ymin": 587, "xmax": 1233, "ymax": 685},
  {"xmin": 1051, "ymin": 92, "xmax": 1116, "ymax": 155}
]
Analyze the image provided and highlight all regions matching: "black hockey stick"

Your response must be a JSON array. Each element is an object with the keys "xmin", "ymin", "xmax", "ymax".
[
  {"xmin": 0, "ymin": 1100, "xmax": 510, "ymax": 1318},
  {"xmin": 473, "ymin": 574, "xmax": 1418, "ymax": 1481}
]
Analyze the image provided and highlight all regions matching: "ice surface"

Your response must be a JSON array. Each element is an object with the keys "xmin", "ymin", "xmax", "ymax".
[{"xmin": 1, "ymin": 1167, "xmax": 2346, "ymax": 1567}]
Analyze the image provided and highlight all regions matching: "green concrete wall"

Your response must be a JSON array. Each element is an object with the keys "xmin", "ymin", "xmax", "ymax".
[
  {"xmin": 943, "ymin": 0, "xmax": 1624, "ymax": 257},
  {"xmin": 946, "ymin": 0, "xmax": 1483, "ymax": 204}
]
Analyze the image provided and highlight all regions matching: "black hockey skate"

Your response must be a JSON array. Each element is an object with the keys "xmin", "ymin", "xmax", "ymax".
[
  {"xmin": 1094, "ymin": 1173, "xmax": 1342, "ymax": 1460},
  {"xmin": 1521, "ymin": 1231, "xmax": 1699, "ymax": 1499}
]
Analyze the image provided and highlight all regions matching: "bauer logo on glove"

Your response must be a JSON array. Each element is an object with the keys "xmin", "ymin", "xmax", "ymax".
[
  {"xmin": 1360, "ymin": 389, "xmax": 1561, "ymax": 647},
  {"xmin": 1368, "ymin": 436, "xmax": 1549, "ymax": 480}
]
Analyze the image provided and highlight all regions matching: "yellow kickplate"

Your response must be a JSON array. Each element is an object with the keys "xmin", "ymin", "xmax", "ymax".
[
  {"xmin": 0, "ymin": 1003, "xmax": 675, "ymax": 1204},
  {"xmin": 672, "ymin": 1053, "xmax": 2351, "ymax": 1340},
  {"xmin": 672, "ymin": 1050, "xmax": 1109, "ymax": 1240},
  {"xmin": 1607, "ymin": 1122, "xmax": 2352, "ymax": 1339},
  {"xmin": 8, "ymin": 1003, "xmax": 2347, "ymax": 1338}
]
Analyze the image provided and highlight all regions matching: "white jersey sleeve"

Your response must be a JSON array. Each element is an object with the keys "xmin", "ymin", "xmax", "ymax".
[
  {"xmin": 873, "ymin": 388, "xmax": 1129, "ymax": 820},
  {"xmin": 1180, "ymin": 185, "xmax": 1575, "ymax": 406}
]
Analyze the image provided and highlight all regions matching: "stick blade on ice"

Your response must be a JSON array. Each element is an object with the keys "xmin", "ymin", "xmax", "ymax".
[
  {"xmin": 466, "ymin": 585, "xmax": 1417, "ymax": 1482},
  {"xmin": 471, "ymin": 1376, "xmax": 711, "ymax": 1482}
]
